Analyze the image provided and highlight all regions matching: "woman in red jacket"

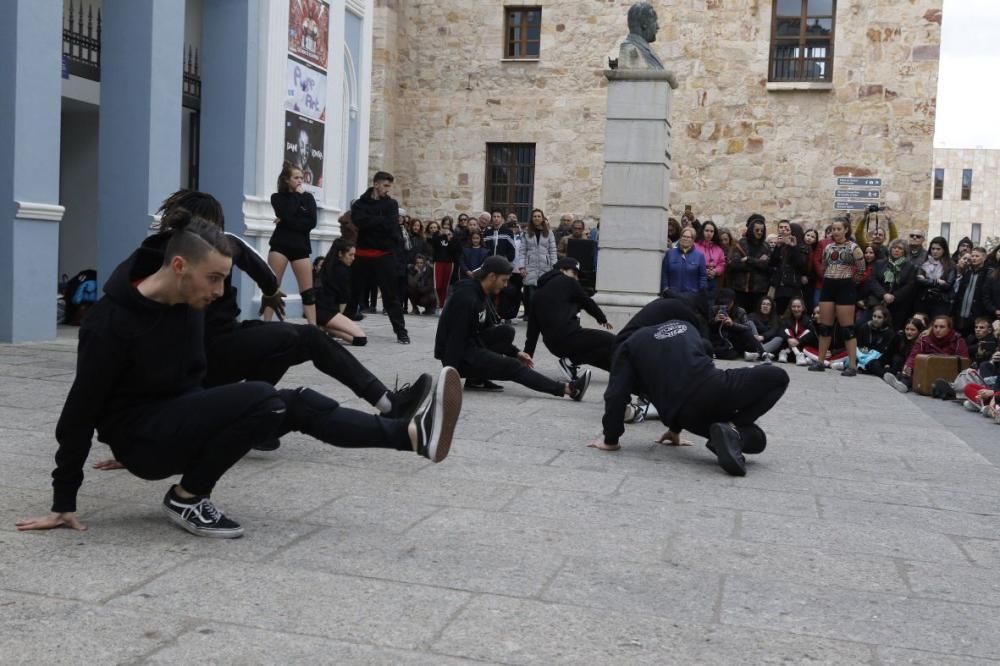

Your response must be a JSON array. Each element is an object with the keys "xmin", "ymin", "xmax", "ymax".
[{"xmin": 884, "ymin": 315, "xmax": 969, "ymax": 393}]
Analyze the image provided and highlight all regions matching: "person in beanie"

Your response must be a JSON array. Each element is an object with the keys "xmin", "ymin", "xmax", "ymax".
[
  {"xmin": 524, "ymin": 257, "xmax": 615, "ymax": 380},
  {"xmin": 435, "ymin": 255, "xmax": 592, "ymax": 399}
]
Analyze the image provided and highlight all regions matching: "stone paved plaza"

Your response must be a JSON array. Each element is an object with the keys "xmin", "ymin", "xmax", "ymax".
[{"xmin": 2, "ymin": 314, "xmax": 1000, "ymax": 664}]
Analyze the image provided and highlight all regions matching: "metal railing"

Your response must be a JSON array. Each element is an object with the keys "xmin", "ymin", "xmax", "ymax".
[{"xmin": 63, "ymin": 0, "xmax": 100, "ymax": 81}]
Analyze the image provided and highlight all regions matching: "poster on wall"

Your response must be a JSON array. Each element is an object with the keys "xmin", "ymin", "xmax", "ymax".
[
  {"xmin": 285, "ymin": 56, "xmax": 327, "ymax": 122},
  {"xmin": 284, "ymin": 111, "xmax": 325, "ymax": 197},
  {"xmin": 288, "ymin": 0, "xmax": 330, "ymax": 71}
]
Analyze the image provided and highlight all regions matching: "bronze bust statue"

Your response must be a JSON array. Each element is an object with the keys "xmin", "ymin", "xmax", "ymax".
[{"xmin": 614, "ymin": 2, "xmax": 664, "ymax": 70}]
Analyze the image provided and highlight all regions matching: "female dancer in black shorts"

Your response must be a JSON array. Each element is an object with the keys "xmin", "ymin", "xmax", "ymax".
[
  {"xmin": 263, "ymin": 161, "xmax": 318, "ymax": 324},
  {"xmin": 810, "ymin": 218, "xmax": 866, "ymax": 376}
]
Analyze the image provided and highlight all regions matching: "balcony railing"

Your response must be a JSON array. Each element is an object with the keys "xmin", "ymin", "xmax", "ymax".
[{"xmin": 61, "ymin": 1, "xmax": 201, "ymax": 109}]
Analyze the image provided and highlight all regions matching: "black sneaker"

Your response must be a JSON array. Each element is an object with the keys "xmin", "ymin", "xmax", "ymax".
[
  {"xmin": 387, "ymin": 373, "xmax": 433, "ymax": 421},
  {"xmin": 251, "ymin": 438, "xmax": 281, "ymax": 452},
  {"xmin": 397, "ymin": 333, "xmax": 411, "ymax": 345},
  {"xmin": 465, "ymin": 378, "xmax": 504, "ymax": 392},
  {"xmin": 708, "ymin": 422, "xmax": 747, "ymax": 476},
  {"xmin": 413, "ymin": 367, "xmax": 463, "ymax": 463},
  {"xmin": 558, "ymin": 357, "xmax": 579, "ymax": 381},
  {"xmin": 348, "ymin": 311, "xmax": 365, "ymax": 322},
  {"xmin": 840, "ymin": 366, "xmax": 857, "ymax": 377},
  {"xmin": 161, "ymin": 487, "xmax": 244, "ymax": 538},
  {"xmin": 569, "ymin": 369, "xmax": 592, "ymax": 402},
  {"xmin": 807, "ymin": 361, "xmax": 826, "ymax": 372}
]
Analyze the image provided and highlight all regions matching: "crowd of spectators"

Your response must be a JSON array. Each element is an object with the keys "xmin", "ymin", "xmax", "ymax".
[{"xmin": 659, "ymin": 209, "xmax": 1000, "ymax": 422}]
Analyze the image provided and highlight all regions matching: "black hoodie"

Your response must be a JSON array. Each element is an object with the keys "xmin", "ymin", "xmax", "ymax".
[
  {"xmin": 524, "ymin": 270, "xmax": 608, "ymax": 357},
  {"xmin": 51, "ymin": 257, "xmax": 208, "ymax": 513},
  {"xmin": 351, "ymin": 187, "xmax": 401, "ymax": 252},
  {"xmin": 615, "ymin": 290, "xmax": 710, "ymax": 348},
  {"xmin": 434, "ymin": 278, "xmax": 516, "ymax": 368},
  {"xmin": 603, "ymin": 320, "xmax": 721, "ymax": 445}
]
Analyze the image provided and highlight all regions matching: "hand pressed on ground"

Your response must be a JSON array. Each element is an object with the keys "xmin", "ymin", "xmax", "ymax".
[
  {"xmin": 656, "ymin": 430, "xmax": 692, "ymax": 446},
  {"xmin": 587, "ymin": 436, "xmax": 620, "ymax": 451},
  {"xmin": 16, "ymin": 512, "xmax": 86, "ymax": 532}
]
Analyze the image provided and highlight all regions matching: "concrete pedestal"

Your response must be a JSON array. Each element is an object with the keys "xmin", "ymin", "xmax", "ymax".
[{"xmin": 594, "ymin": 69, "xmax": 677, "ymax": 327}]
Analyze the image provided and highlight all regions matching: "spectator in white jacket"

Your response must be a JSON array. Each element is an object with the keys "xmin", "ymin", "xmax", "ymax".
[{"xmin": 522, "ymin": 208, "xmax": 558, "ymax": 319}]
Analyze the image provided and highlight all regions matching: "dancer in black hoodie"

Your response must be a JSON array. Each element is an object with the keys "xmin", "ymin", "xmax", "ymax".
[
  {"xmin": 125, "ymin": 191, "xmax": 431, "ymax": 453},
  {"xmin": 348, "ymin": 171, "xmax": 410, "ymax": 344},
  {"xmin": 435, "ymin": 256, "xmax": 592, "ymax": 400},
  {"xmin": 593, "ymin": 319, "xmax": 789, "ymax": 476},
  {"xmin": 16, "ymin": 219, "xmax": 462, "ymax": 539},
  {"xmin": 524, "ymin": 257, "xmax": 614, "ymax": 380}
]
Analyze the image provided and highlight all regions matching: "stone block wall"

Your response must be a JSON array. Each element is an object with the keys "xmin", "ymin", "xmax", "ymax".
[{"xmin": 369, "ymin": 0, "xmax": 942, "ymax": 232}]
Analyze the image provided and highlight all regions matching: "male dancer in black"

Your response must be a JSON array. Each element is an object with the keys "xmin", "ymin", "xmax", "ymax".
[
  {"xmin": 524, "ymin": 257, "xmax": 614, "ymax": 380},
  {"xmin": 435, "ymin": 255, "xmax": 592, "ymax": 400},
  {"xmin": 348, "ymin": 171, "xmax": 410, "ymax": 344},
  {"xmin": 593, "ymin": 319, "xmax": 788, "ymax": 476},
  {"xmin": 16, "ymin": 219, "xmax": 461, "ymax": 538},
  {"xmin": 136, "ymin": 190, "xmax": 430, "ymax": 451}
]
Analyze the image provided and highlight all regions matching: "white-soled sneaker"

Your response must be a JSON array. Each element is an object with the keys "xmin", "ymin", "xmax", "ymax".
[
  {"xmin": 963, "ymin": 399, "xmax": 980, "ymax": 412},
  {"xmin": 744, "ymin": 352, "xmax": 760, "ymax": 362},
  {"xmin": 569, "ymin": 369, "xmax": 593, "ymax": 402},
  {"xmin": 558, "ymin": 357, "xmax": 579, "ymax": 381},
  {"xmin": 413, "ymin": 366, "xmax": 463, "ymax": 463},
  {"xmin": 161, "ymin": 487, "xmax": 243, "ymax": 539},
  {"xmin": 777, "ymin": 350, "xmax": 790, "ymax": 364}
]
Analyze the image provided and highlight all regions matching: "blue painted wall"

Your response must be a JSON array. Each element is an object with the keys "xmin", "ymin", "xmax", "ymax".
[
  {"xmin": 199, "ymin": 0, "xmax": 261, "ymax": 319},
  {"xmin": 97, "ymin": 0, "xmax": 183, "ymax": 289},
  {"xmin": 0, "ymin": 0, "xmax": 62, "ymax": 342}
]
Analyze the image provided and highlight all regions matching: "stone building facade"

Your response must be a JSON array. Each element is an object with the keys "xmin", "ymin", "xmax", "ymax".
[
  {"xmin": 929, "ymin": 148, "xmax": 1000, "ymax": 249},
  {"xmin": 369, "ymin": 0, "xmax": 943, "ymax": 232}
]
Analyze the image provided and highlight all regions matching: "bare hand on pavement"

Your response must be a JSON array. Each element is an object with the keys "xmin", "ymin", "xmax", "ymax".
[
  {"xmin": 587, "ymin": 436, "xmax": 620, "ymax": 451},
  {"xmin": 16, "ymin": 512, "xmax": 87, "ymax": 532},
  {"xmin": 656, "ymin": 431, "xmax": 691, "ymax": 446}
]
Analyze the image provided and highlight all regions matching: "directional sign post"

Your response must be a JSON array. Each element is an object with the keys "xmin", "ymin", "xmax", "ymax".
[
  {"xmin": 834, "ymin": 201, "xmax": 871, "ymax": 210},
  {"xmin": 835, "ymin": 189, "xmax": 881, "ymax": 200},
  {"xmin": 837, "ymin": 177, "xmax": 882, "ymax": 187},
  {"xmin": 834, "ymin": 176, "xmax": 881, "ymax": 211}
]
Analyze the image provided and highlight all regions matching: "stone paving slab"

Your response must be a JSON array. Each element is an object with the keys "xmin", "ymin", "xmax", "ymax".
[{"xmin": 2, "ymin": 318, "xmax": 1000, "ymax": 663}]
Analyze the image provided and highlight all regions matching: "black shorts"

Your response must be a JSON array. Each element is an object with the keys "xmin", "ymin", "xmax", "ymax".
[
  {"xmin": 268, "ymin": 242, "xmax": 311, "ymax": 262},
  {"xmin": 316, "ymin": 308, "xmax": 338, "ymax": 327},
  {"xmin": 819, "ymin": 278, "xmax": 857, "ymax": 306}
]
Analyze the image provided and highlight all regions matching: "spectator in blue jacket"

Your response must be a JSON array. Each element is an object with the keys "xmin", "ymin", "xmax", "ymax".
[{"xmin": 661, "ymin": 227, "xmax": 707, "ymax": 294}]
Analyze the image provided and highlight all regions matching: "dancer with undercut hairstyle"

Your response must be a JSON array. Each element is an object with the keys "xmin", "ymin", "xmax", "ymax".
[
  {"xmin": 16, "ymin": 218, "xmax": 463, "ymax": 539},
  {"xmin": 119, "ymin": 190, "xmax": 432, "ymax": 453}
]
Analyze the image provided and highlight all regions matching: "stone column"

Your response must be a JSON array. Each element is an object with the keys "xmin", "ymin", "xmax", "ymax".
[
  {"xmin": 0, "ymin": 0, "xmax": 64, "ymax": 342},
  {"xmin": 97, "ymin": 0, "xmax": 184, "ymax": 287},
  {"xmin": 594, "ymin": 69, "xmax": 677, "ymax": 326},
  {"xmin": 199, "ymin": 0, "xmax": 261, "ymax": 318}
]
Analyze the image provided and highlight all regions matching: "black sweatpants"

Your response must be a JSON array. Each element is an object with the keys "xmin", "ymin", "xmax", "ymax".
[
  {"xmin": 204, "ymin": 321, "xmax": 387, "ymax": 406},
  {"xmin": 549, "ymin": 328, "xmax": 615, "ymax": 372},
  {"xmin": 349, "ymin": 254, "xmax": 408, "ymax": 336},
  {"xmin": 112, "ymin": 382, "xmax": 411, "ymax": 498},
  {"xmin": 498, "ymin": 273, "xmax": 523, "ymax": 320},
  {"xmin": 457, "ymin": 325, "xmax": 565, "ymax": 396},
  {"xmin": 671, "ymin": 365, "xmax": 789, "ymax": 443}
]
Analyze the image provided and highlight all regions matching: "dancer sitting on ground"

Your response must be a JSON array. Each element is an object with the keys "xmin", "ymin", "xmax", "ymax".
[
  {"xmin": 316, "ymin": 238, "xmax": 367, "ymax": 344},
  {"xmin": 262, "ymin": 161, "xmax": 318, "ymax": 324},
  {"xmin": 119, "ymin": 190, "xmax": 431, "ymax": 452},
  {"xmin": 16, "ymin": 220, "xmax": 462, "ymax": 539},
  {"xmin": 592, "ymin": 319, "xmax": 789, "ymax": 477},
  {"xmin": 524, "ymin": 257, "xmax": 614, "ymax": 380},
  {"xmin": 434, "ymin": 255, "xmax": 592, "ymax": 400},
  {"xmin": 709, "ymin": 288, "xmax": 766, "ymax": 361},
  {"xmin": 884, "ymin": 315, "xmax": 968, "ymax": 393}
]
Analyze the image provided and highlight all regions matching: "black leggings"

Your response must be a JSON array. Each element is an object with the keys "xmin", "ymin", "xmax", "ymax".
[
  {"xmin": 205, "ymin": 321, "xmax": 387, "ymax": 406},
  {"xmin": 550, "ymin": 328, "xmax": 615, "ymax": 372},
  {"xmin": 672, "ymin": 365, "xmax": 789, "ymax": 439},
  {"xmin": 113, "ymin": 383, "xmax": 411, "ymax": 497},
  {"xmin": 458, "ymin": 325, "xmax": 565, "ymax": 396}
]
